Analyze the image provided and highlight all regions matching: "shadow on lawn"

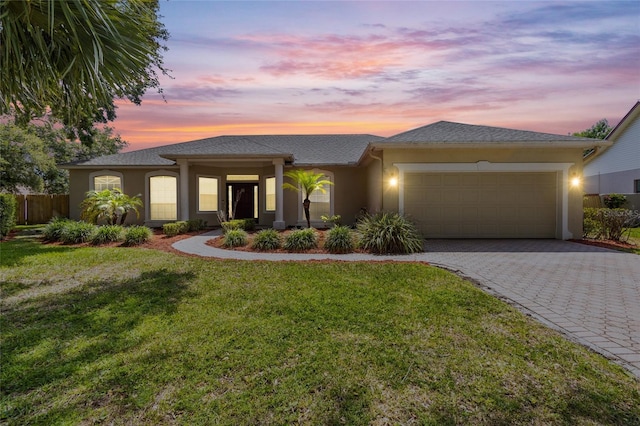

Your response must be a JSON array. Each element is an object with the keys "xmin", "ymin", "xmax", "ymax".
[
  {"xmin": 0, "ymin": 233, "xmax": 78, "ymax": 267},
  {"xmin": 1, "ymin": 268, "xmax": 195, "ymax": 422}
]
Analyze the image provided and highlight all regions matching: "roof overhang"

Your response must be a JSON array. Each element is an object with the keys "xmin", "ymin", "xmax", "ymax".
[{"xmin": 371, "ymin": 140, "xmax": 612, "ymax": 150}]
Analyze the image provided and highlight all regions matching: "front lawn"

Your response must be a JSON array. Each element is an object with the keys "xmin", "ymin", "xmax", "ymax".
[{"xmin": 1, "ymin": 233, "xmax": 639, "ymax": 424}]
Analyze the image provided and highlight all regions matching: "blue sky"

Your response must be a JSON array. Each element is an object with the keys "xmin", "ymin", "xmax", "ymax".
[{"xmin": 112, "ymin": 1, "xmax": 640, "ymax": 149}]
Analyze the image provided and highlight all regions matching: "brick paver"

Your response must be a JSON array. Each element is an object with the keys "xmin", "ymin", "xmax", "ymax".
[{"xmin": 174, "ymin": 233, "xmax": 640, "ymax": 377}]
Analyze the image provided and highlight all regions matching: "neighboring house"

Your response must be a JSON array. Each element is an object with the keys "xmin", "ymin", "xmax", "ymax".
[
  {"xmin": 584, "ymin": 102, "xmax": 640, "ymax": 208},
  {"xmin": 63, "ymin": 121, "xmax": 605, "ymax": 239}
]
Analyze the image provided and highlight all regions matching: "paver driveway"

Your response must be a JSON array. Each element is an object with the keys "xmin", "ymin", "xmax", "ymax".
[{"xmin": 174, "ymin": 234, "xmax": 640, "ymax": 377}]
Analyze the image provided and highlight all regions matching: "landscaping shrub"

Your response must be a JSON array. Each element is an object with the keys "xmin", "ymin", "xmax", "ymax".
[
  {"xmin": 583, "ymin": 207, "xmax": 601, "ymax": 238},
  {"xmin": 603, "ymin": 193, "xmax": 627, "ymax": 209},
  {"xmin": 584, "ymin": 208, "xmax": 640, "ymax": 241},
  {"xmin": 91, "ymin": 225, "xmax": 124, "ymax": 245},
  {"xmin": 324, "ymin": 225, "xmax": 355, "ymax": 254},
  {"xmin": 187, "ymin": 219, "xmax": 207, "ymax": 231},
  {"xmin": 163, "ymin": 221, "xmax": 189, "ymax": 237},
  {"xmin": 222, "ymin": 219, "xmax": 255, "ymax": 232},
  {"xmin": 60, "ymin": 221, "xmax": 97, "ymax": 244},
  {"xmin": 123, "ymin": 225, "xmax": 153, "ymax": 246},
  {"xmin": 357, "ymin": 212, "xmax": 423, "ymax": 254},
  {"xmin": 0, "ymin": 194, "xmax": 17, "ymax": 239},
  {"xmin": 223, "ymin": 229, "xmax": 248, "ymax": 248},
  {"xmin": 42, "ymin": 217, "xmax": 72, "ymax": 242},
  {"xmin": 251, "ymin": 228, "xmax": 282, "ymax": 251},
  {"xmin": 283, "ymin": 228, "xmax": 318, "ymax": 252}
]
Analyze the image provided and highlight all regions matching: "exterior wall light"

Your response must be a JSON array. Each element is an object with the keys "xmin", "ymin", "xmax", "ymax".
[
  {"xmin": 389, "ymin": 177, "xmax": 398, "ymax": 187},
  {"xmin": 570, "ymin": 176, "xmax": 581, "ymax": 188}
]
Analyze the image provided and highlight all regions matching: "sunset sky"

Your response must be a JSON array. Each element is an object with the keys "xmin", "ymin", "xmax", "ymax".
[{"xmin": 112, "ymin": 1, "xmax": 640, "ymax": 151}]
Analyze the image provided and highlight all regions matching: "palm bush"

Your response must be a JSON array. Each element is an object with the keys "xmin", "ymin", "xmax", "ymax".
[
  {"xmin": 80, "ymin": 188, "xmax": 142, "ymax": 225},
  {"xmin": 123, "ymin": 225, "xmax": 153, "ymax": 246},
  {"xmin": 283, "ymin": 228, "xmax": 318, "ymax": 252},
  {"xmin": 42, "ymin": 217, "xmax": 72, "ymax": 242},
  {"xmin": 223, "ymin": 229, "xmax": 248, "ymax": 248},
  {"xmin": 251, "ymin": 228, "xmax": 282, "ymax": 251},
  {"xmin": 357, "ymin": 212, "xmax": 423, "ymax": 254},
  {"xmin": 60, "ymin": 221, "xmax": 97, "ymax": 244},
  {"xmin": 283, "ymin": 170, "xmax": 333, "ymax": 228},
  {"xmin": 324, "ymin": 225, "xmax": 355, "ymax": 254},
  {"xmin": 91, "ymin": 225, "xmax": 124, "ymax": 245}
]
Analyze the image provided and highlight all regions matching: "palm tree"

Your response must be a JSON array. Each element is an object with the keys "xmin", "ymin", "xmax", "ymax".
[
  {"xmin": 81, "ymin": 188, "xmax": 142, "ymax": 225},
  {"xmin": 0, "ymin": 0, "xmax": 169, "ymax": 143},
  {"xmin": 283, "ymin": 170, "xmax": 333, "ymax": 228}
]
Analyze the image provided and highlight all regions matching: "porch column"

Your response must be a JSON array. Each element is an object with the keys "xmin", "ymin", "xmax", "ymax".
[
  {"xmin": 273, "ymin": 159, "xmax": 286, "ymax": 229},
  {"xmin": 178, "ymin": 159, "xmax": 190, "ymax": 221}
]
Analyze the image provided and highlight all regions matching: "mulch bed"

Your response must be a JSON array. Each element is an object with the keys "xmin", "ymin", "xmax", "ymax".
[{"xmin": 570, "ymin": 238, "xmax": 638, "ymax": 251}]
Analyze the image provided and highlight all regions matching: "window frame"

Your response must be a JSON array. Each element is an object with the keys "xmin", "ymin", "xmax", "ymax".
[
  {"xmin": 264, "ymin": 176, "xmax": 276, "ymax": 212},
  {"xmin": 197, "ymin": 175, "xmax": 220, "ymax": 213},
  {"xmin": 635, "ymin": 179, "xmax": 640, "ymax": 194},
  {"xmin": 145, "ymin": 170, "xmax": 179, "ymax": 222},
  {"xmin": 89, "ymin": 170, "xmax": 123, "ymax": 191}
]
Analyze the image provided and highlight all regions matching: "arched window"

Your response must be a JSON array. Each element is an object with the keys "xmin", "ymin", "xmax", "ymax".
[
  {"xmin": 89, "ymin": 170, "xmax": 123, "ymax": 191},
  {"xmin": 146, "ymin": 172, "xmax": 178, "ymax": 221}
]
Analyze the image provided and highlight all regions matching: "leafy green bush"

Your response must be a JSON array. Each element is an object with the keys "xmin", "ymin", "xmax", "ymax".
[
  {"xmin": 0, "ymin": 194, "xmax": 17, "ymax": 239},
  {"xmin": 584, "ymin": 208, "xmax": 640, "ymax": 241},
  {"xmin": 187, "ymin": 219, "xmax": 207, "ymax": 231},
  {"xmin": 91, "ymin": 225, "xmax": 124, "ymax": 245},
  {"xmin": 251, "ymin": 228, "xmax": 282, "ymax": 251},
  {"xmin": 583, "ymin": 207, "xmax": 601, "ymax": 238},
  {"xmin": 357, "ymin": 212, "xmax": 423, "ymax": 254},
  {"xmin": 222, "ymin": 219, "xmax": 255, "ymax": 232},
  {"xmin": 283, "ymin": 228, "xmax": 318, "ymax": 252},
  {"xmin": 324, "ymin": 225, "xmax": 355, "ymax": 254},
  {"xmin": 60, "ymin": 221, "xmax": 97, "ymax": 244},
  {"xmin": 223, "ymin": 229, "xmax": 248, "ymax": 248},
  {"xmin": 603, "ymin": 193, "xmax": 627, "ymax": 209},
  {"xmin": 42, "ymin": 217, "xmax": 72, "ymax": 242},
  {"xmin": 163, "ymin": 221, "xmax": 189, "ymax": 237},
  {"xmin": 123, "ymin": 225, "xmax": 153, "ymax": 246}
]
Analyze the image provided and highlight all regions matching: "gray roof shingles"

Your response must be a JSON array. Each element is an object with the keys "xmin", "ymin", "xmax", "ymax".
[
  {"xmin": 65, "ymin": 121, "xmax": 598, "ymax": 168},
  {"xmin": 380, "ymin": 121, "xmax": 596, "ymax": 144},
  {"xmin": 67, "ymin": 134, "xmax": 383, "ymax": 167}
]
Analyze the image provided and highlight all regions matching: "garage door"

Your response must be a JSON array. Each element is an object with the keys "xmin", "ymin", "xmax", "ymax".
[{"xmin": 404, "ymin": 172, "xmax": 557, "ymax": 238}]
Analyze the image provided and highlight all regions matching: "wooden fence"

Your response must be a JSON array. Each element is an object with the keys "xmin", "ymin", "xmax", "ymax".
[{"xmin": 14, "ymin": 194, "xmax": 69, "ymax": 225}]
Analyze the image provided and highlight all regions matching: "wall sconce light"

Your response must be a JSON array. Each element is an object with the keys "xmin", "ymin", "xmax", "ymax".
[
  {"xmin": 389, "ymin": 176, "xmax": 398, "ymax": 187},
  {"xmin": 570, "ymin": 175, "xmax": 581, "ymax": 188}
]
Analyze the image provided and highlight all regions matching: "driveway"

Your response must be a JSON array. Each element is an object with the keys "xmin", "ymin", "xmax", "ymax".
[{"xmin": 174, "ymin": 234, "xmax": 640, "ymax": 377}]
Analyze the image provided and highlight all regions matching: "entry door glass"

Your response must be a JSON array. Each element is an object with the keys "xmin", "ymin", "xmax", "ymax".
[{"xmin": 228, "ymin": 183, "xmax": 258, "ymax": 219}]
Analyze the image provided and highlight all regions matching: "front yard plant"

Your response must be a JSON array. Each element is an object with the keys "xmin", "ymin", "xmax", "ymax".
[
  {"xmin": 1, "ymin": 234, "xmax": 639, "ymax": 424},
  {"xmin": 357, "ymin": 212, "xmax": 423, "ymax": 254},
  {"xmin": 59, "ymin": 221, "xmax": 97, "ymax": 244},
  {"xmin": 0, "ymin": 193, "xmax": 17, "ymax": 239},
  {"xmin": 283, "ymin": 228, "xmax": 318, "ymax": 251},
  {"xmin": 123, "ymin": 225, "xmax": 153, "ymax": 246},
  {"xmin": 91, "ymin": 225, "xmax": 124, "ymax": 245},
  {"xmin": 251, "ymin": 228, "xmax": 282, "ymax": 251},
  {"xmin": 324, "ymin": 225, "xmax": 355, "ymax": 253},
  {"xmin": 222, "ymin": 229, "xmax": 248, "ymax": 248}
]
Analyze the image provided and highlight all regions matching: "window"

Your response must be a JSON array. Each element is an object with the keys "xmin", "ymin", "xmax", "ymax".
[
  {"xmin": 90, "ymin": 171, "xmax": 123, "ymax": 191},
  {"xmin": 635, "ymin": 179, "xmax": 640, "ymax": 194},
  {"xmin": 149, "ymin": 175, "xmax": 177, "ymax": 220},
  {"xmin": 309, "ymin": 185, "xmax": 330, "ymax": 220},
  {"xmin": 198, "ymin": 176, "xmax": 219, "ymax": 212},
  {"xmin": 265, "ymin": 177, "xmax": 276, "ymax": 211}
]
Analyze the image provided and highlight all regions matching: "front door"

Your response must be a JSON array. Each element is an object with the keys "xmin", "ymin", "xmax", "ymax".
[{"xmin": 228, "ymin": 182, "xmax": 257, "ymax": 220}]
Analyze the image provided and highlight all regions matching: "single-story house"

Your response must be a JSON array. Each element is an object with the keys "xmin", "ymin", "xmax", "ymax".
[
  {"xmin": 64, "ymin": 121, "xmax": 606, "ymax": 239},
  {"xmin": 584, "ymin": 101, "xmax": 640, "ymax": 209}
]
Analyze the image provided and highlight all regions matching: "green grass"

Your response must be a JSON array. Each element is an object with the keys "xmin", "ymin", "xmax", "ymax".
[{"xmin": 1, "ymin": 231, "xmax": 639, "ymax": 424}]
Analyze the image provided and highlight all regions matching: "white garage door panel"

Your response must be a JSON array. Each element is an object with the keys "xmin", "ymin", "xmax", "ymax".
[{"xmin": 405, "ymin": 172, "xmax": 557, "ymax": 238}]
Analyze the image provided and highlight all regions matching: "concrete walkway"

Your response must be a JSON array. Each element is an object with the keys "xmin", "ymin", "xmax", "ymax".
[{"xmin": 173, "ymin": 231, "xmax": 640, "ymax": 378}]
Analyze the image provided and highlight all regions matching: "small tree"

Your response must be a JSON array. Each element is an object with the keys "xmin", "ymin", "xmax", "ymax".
[
  {"xmin": 80, "ymin": 188, "xmax": 142, "ymax": 225},
  {"xmin": 283, "ymin": 170, "xmax": 333, "ymax": 228}
]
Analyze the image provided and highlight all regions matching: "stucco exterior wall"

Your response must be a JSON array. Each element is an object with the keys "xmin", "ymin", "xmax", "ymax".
[{"xmin": 380, "ymin": 147, "xmax": 585, "ymax": 239}]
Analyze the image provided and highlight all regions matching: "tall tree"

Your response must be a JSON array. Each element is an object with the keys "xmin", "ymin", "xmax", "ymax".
[
  {"xmin": 0, "ymin": 124, "xmax": 56, "ymax": 193},
  {"xmin": 0, "ymin": 0, "xmax": 169, "ymax": 145},
  {"xmin": 0, "ymin": 119, "xmax": 127, "ymax": 194},
  {"xmin": 573, "ymin": 119, "xmax": 612, "ymax": 139},
  {"xmin": 283, "ymin": 170, "xmax": 333, "ymax": 228}
]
